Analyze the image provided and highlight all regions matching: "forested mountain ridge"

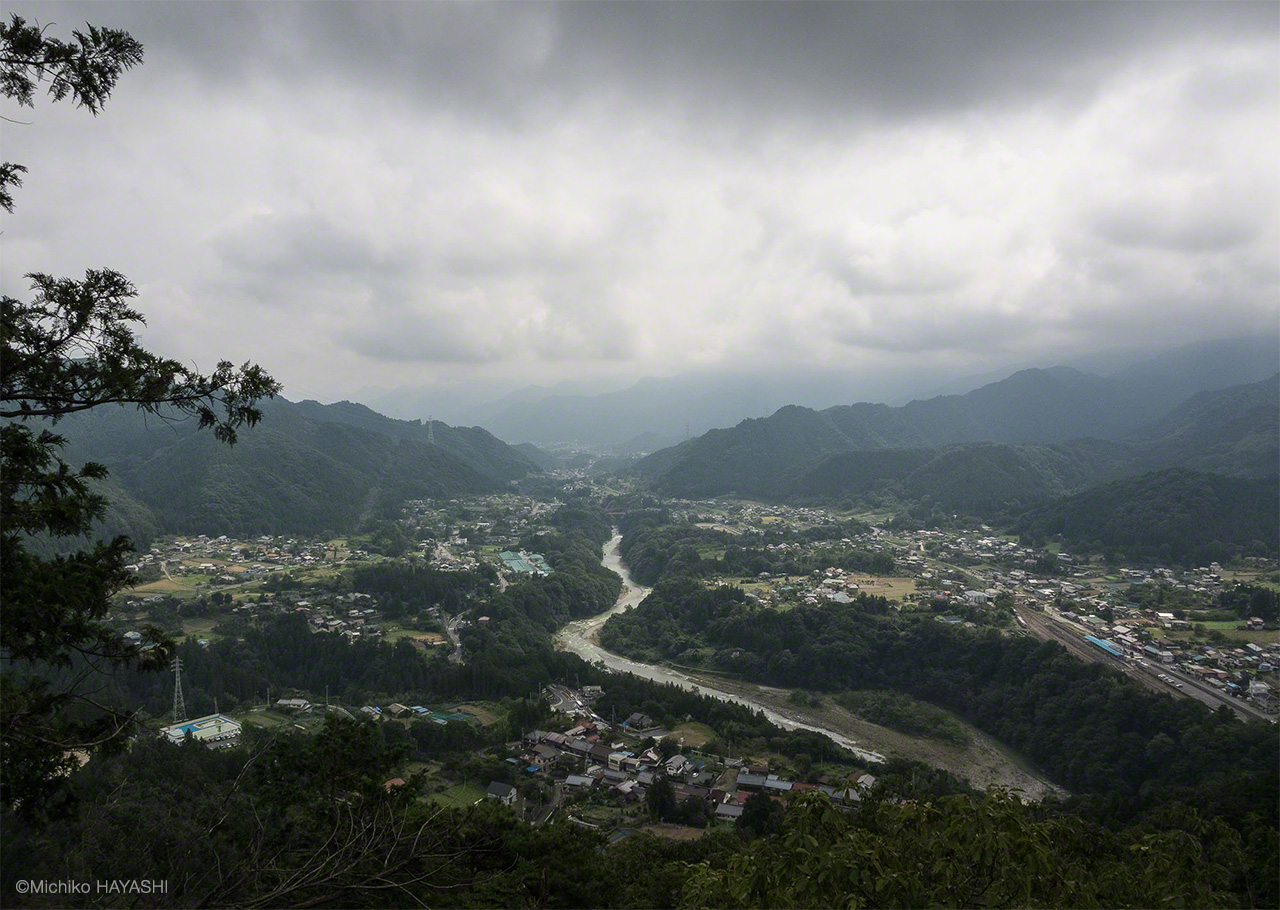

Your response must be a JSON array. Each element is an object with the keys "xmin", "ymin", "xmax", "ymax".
[
  {"xmin": 636, "ymin": 373, "xmax": 1278, "ymax": 508},
  {"xmin": 827, "ymin": 366, "xmax": 1137, "ymax": 446},
  {"xmin": 511, "ymin": 441, "xmax": 562, "ymax": 471},
  {"xmin": 637, "ymin": 367, "xmax": 1144, "ymax": 487},
  {"xmin": 787, "ymin": 439, "xmax": 1137, "ymax": 512},
  {"xmin": 41, "ymin": 398, "xmax": 541, "ymax": 539},
  {"xmin": 1130, "ymin": 373, "xmax": 1279, "ymax": 478},
  {"xmin": 1013, "ymin": 468, "xmax": 1279, "ymax": 564},
  {"xmin": 290, "ymin": 398, "xmax": 542, "ymax": 481}
]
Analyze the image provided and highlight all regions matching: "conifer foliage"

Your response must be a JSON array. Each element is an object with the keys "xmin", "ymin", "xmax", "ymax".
[{"xmin": 0, "ymin": 15, "xmax": 278, "ymax": 817}]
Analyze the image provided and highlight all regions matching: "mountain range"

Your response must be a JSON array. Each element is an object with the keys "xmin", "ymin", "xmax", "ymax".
[
  {"xmin": 49, "ymin": 398, "xmax": 541, "ymax": 542},
  {"xmin": 370, "ymin": 335, "xmax": 1279, "ymax": 449},
  {"xmin": 634, "ymin": 371, "xmax": 1279, "ymax": 511},
  {"xmin": 36, "ymin": 340, "xmax": 1279, "ymax": 552}
]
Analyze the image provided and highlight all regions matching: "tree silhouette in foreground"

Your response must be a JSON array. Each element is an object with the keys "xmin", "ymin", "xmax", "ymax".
[{"xmin": 0, "ymin": 13, "xmax": 278, "ymax": 818}]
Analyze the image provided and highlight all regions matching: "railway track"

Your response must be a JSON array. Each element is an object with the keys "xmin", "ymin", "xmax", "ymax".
[
  {"xmin": 1014, "ymin": 605, "xmax": 1271, "ymax": 722},
  {"xmin": 1015, "ymin": 606, "xmax": 1169, "ymax": 696}
]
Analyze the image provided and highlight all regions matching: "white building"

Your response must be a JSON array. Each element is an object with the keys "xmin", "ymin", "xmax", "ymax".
[{"xmin": 160, "ymin": 714, "xmax": 242, "ymax": 745}]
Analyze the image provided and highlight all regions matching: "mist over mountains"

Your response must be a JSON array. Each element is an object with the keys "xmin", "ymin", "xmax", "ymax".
[
  {"xmin": 369, "ymin": 335, "xmax": 1278, "ymax": 450},
  {"xmin": 634, "ymin": 371, "xmax": 1279, "ymax": 509},
  {"xmin": 38, "ymin": 335, "xmax": 1277, "ymax": 548}
]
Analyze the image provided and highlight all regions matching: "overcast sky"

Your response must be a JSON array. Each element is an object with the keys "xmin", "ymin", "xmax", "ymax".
[{"xmin": 4, "ymin": 1, "xmax": 1277, "ymax": 409}]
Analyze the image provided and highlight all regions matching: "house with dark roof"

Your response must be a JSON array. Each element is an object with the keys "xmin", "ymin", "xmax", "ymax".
[
  {"xmin": 623, "ymin": 712, "xmax": 660, "ymax": 733},
  {"xmin": 665, "ymin": 754, "xmax": 693, "ymax": 778},
  {"xmin": 486, "ymin": 781, "xmax": 517, "ymax": 806}
]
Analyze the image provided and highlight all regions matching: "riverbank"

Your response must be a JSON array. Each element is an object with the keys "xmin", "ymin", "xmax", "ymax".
[
  {"xmin": 555, "ymin": 531, "xmax": 1065, "ymax": 799},
  {"xmin": 673, "ymin": 670, "xmax": 1067, "ymax": 800}
]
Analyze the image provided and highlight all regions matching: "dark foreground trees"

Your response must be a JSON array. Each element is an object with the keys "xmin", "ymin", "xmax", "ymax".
[
  {"xmin": 4, "ymin": 726, "xmax": 1261, "ymax": 909},
  {"xmin": 0, "ymin": 14, "xmax": 278, "ymax": 816}
]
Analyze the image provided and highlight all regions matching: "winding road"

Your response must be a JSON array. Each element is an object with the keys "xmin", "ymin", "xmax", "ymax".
[{"xmin": 554, "ymin": 532, "xmax": 886, "ymax": 763}]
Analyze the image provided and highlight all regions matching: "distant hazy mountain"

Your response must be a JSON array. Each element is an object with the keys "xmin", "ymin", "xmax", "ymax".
[
  {"xmin": 637, "ymin": 367, "xmax": 1147, "ymax": 496},
  {"xmin": 916, "ymin": 335, "xmax": 1280, "ymax": 405},
  {"xmin": 450, "ymin": 366, "xmax": 971, "ymax": 448},
  {"xmin": 466, "ymin": 373, "xmax": 808, "ymax": 447},
  {"xmin": 609, "ymin": 431, "xmax": 682, "ymax": 456},
  {"xmin": 1106, "ymin": 335, "xmax": 1280, "ymax": 416},
  {"xmin": 511, "ymin": 442, "xmax": 562, "ymax": 471},
  {"xmin": 636, "ymin": 370, "xmax": 1279, "ymax": 512},
  {"xmin": 50, "ymin": 398, "xmax": 540, "ymax": 539},
  {"xmin": 365, "ymin": 334, "xmax": 1277, "ymax": 448}
]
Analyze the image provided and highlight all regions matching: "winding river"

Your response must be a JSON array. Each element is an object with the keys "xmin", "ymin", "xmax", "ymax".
[{"xmin": 553, "ymin": 532, "xmax": 885, "ymax": 763}]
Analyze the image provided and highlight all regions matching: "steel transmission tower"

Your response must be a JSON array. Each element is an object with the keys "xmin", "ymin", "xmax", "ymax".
[{"xmin": 172, "ymin": 656, "xmax": 187, "ymax": 722}]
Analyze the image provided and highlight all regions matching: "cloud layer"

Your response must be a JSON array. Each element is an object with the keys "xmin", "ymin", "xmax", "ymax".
[{"xmin": 3, "ymin": 1, "xmax": 1276, "ymax": 404}]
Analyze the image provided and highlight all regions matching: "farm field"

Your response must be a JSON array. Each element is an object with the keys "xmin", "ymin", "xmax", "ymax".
[
  {"xmin": 179, "ymin": 617, "xmax": 221, "ymax": 642},
  {"xmin": 640, "ymin": 824, "xmax": 712, "ymax": 841},
  {"xmin": 454, "ymin": 703, "xmax": 499, "ymax": 726},
  {"xmin": 1169, "ymin": 628, "xmax": 1280, "ymax": 646},
  {"xmin": 428, "ymin": 783, "xmax": 487, "ymax": 809},
  {"xmin": 382, "ymin": 627, "xmax": 447, "ymax": 646},
  {"xmin": 849, "ymin": 575, "xmax": 917, "ymax": 600},
  {"xmin": 667, "ymin": 721, "xmax": 715, "ymax": 748},
  {"xmin": 125, "ymin": 578, "xmax": 190, "ymax": 595}
]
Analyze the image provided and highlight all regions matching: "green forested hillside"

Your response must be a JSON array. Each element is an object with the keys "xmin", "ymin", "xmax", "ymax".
[
  {"xmin": 1013, "ymin": 468, "xmax": 1279, "ymax": 563},
  {"xmin": 9, "ymin": 714, "xmax": 1261, "ymax": 909},
  {"xmin": 637, "ymin": 367, "xmax": 1148, "ymax": 498},
  {"xmin": 635, "ymin": 375, "xmax": 1278, "ymax": 546},
  {"xmin": 1132, "ymin": 374, "xmax": 1279, "ymax": 478},
  {"xmin": 827, "ymin": 366, "xmax": 1138, "ymax": 445},
  {"xmin": 599, "ymin": 571, "xmax": 1279, "ymax": 905},
  {"xmin": 290, "ymin": 398, "xmax": 542, "ymax": 481},
  {"xmin": 787, "ymin": 439, "xmax": 1134, "ymax": 512},
  {"xmin": 511, "ymin": 441, "xmax": 562, "ymax": 471},
  {"xmin": 42, "ymin": 398, "xmax": 540, "ymax": 537}
]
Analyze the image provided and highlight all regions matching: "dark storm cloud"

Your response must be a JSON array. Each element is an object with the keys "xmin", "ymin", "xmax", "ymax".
[
  {"xmin": 827, "ymin": 305, "xmax": 1034, "ymax": 356},
  {"xmin": 215, "ymin": 213, "xmax": 412, "ymax": 284},
  {"xmin": 1090, "ymin": 206, "xmax": 1268, "ymax": 254},
  {"xmin": 3, "ymin": 1, "xmax": 1276, "ymax": 401},
  {"xmin": 28, "ymin": 1, "xmax": 1277, "ymax": 127},
  {"xmin": 344, "ymin": 314, "xmax": 500, "ymax": 365}
]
